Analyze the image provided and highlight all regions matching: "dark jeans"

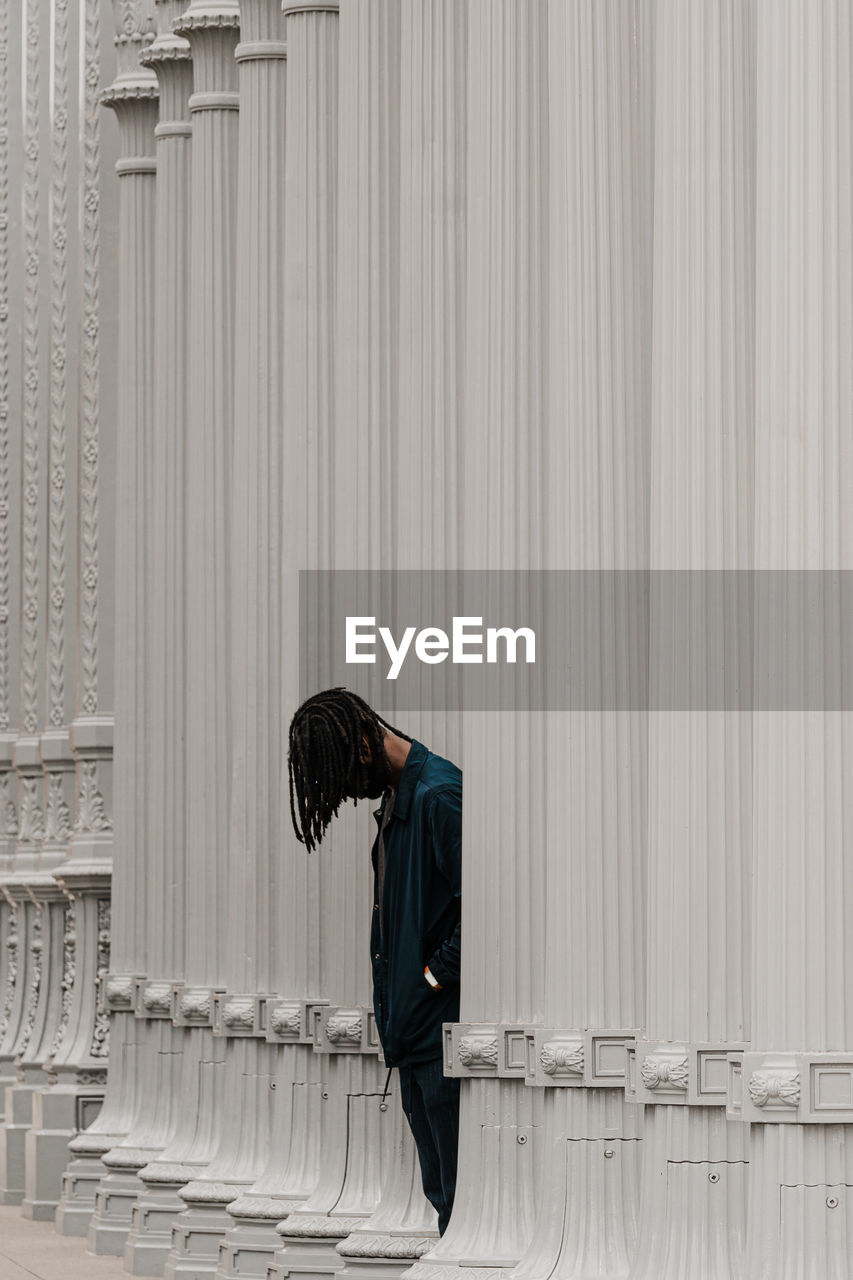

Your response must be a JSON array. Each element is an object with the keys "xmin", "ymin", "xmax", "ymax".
[{"xmin": 397, "ymin": 1056, "xmax": 460, "ymax": 1236}]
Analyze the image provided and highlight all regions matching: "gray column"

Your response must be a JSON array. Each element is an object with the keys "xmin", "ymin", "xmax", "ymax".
[
  {"xmin": 180, "ymin": 1, "xmax": 291, "ymax": 1275},
  {"xmin": 336, "ymin": 0, "xmax": 467, "ymax": 1268},
  {"xmin": 86, "ymin": 0, "xmax": 158, "ymax": 1257},
  {"xmin": 52, "ymin": 0, "xmax": 123, "ymax": 1232},
  {"xmin": 161, "ymin": 0, "xmax": 241, "ymax": 1272},
  {"xmin": 0, "ymin": 0, "xmax": 49, "ymax": 1203},
  {"xmin": 627, "ymin": 3, "xmax": 754, "ymax": 1276},
  {"xmin": 272, "ymin": 2, "xmax": 401, "ymax": 1277},
  {"xmin": 506, "ymin": 4, "xmax": 649, "ymax": 1277},
  {"xmin": 406, "ymin": 2, "xmax": 548, "ymax": 1274},
  {"xmin": 117, "ymin": 2, "xmax": 194, "ymax": 1271},
  {"xmin": 25, "ymin": 0, "xmax": 120, "ymax": 1220},
  {"xmin": 743, "ymin": 3, "xmax": 853, "ymax": 1275}
]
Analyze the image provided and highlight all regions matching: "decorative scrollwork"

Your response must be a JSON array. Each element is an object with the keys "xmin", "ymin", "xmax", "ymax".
[
  {"xmin": 641, "ymin": 1054, "xmax": 689, "ymax": 1092},
  {"xmin": 326, "ymin": 1012, "xmax": 362, "ymax": 1045},
  {"xmin": 18, "ymin": 904, "xmax": 44, "ymax": 1055},
  {"xmin": 270, "ymin": 1001, "xmax": 301, "ymax": 1037},
  {"xmin": 0, "ymin": 906, "xmax": 18, "ymax": 1041},
  {"xmin": 747, "ymin": 1069, "xmax": 800, "ymax": 1109},
  {"xmin": 222, "ymin": 998, "xmax": 254, "ymax": 1030},
  {"xmin": 540, "ymin": 1039, "xmax": 584, "ymax": 1077},
  {"xmin": 458, "ymin": 1034, "xmax": 498, "ymax": 1068},
  {"xmin": 179, "ymin": 988, "xmax": 212, "ymax": 1021},
  {"xmin": 49, "ymin": 901, "xmax": 76, "ymax": 1056}
]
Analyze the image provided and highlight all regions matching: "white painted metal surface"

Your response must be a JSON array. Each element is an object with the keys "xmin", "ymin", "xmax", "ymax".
[{"xmin": 0, "ymin": 2, "xmax": 851, "ymax": 1277}]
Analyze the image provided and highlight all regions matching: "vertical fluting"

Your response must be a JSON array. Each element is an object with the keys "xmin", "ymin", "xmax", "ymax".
[
  {"xmin": 335, "ymin": 1, "xmax": 468, "ymax": 1263},
  {"xmin": 746, "ymin": 4, "xmax": 853, "ymax": 1276},
  {"xmin": 160, "ymin": 0, "xmax": 241, "ymax": 1272},
  {"xmin": 52, "ymin": 0, "xmax": 123, "ymax": 1236},
  {"xmin": 206, "ymin": 1, "xmax": 296, "ymax": 1273},
  {"xmin": 178, "ymin": 0, "xmax": 238, "ymax": 996},
  {"xmin": 273, "ymin": 1, "xmax": 401, "ymax": 1272},
  {"xmin": 628, "ymin": 3, "xmax": 754, "ymax": 1277},
  {"xmin": 509, "ymin": 4, "xmax": 648, "ymax": 1276},
  {"xmin": 0, "ymin": 0, "xmax": 24, "ymax": 1120},
  {"xmin": 263, "ymin": 6, "xmax": 340, "ymax": 1273},
  {"xmin": 406, "ymin": 1, "xmax": 549, "ymax": 1272},
  {"xmin": 85, "ymin": 0, "xmax": 158, "ymax": 1257},
  {"xmin": 116, "ymin": 1, "xmax": 195, "ymax": 1270}
]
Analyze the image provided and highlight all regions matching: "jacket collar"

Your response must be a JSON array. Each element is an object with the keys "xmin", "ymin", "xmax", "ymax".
[{"xmin": 387, "ymin": 738, "xmax": 428, "ymax": 822}]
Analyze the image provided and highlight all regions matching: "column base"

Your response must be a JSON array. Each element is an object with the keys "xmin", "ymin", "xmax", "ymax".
[
  {"xmin": 215, "ymin": 1213, "xmax": 282, "ymax": 1279},
  {"xmin": 87, "ymin": 1163, "xmax": 149, "ymax": 1255},
  {"xmin": 0, "ymin": 1080, "xmax": 36, "ymax": 1203},
  {"xmin": 21, "ymin": 1082, "xmax": 102, "ymax": 1221},
  {"xmin": 54, "ymin": 1131, "xmax": 123, "ymax": 1236},
  {"xmin": 266, "ymin": 1233, "xmax": 349, "ymax": 1280},
  {"xmin": 626, "ymin": 1106, "xmax": 747, "ymax": 1280},
  {"xmin": 164, "ymin": 1187, "xmax": 246, "ymax": 1278},
  {"xmin": 124, "ymin": 1179, "xmax": 188, "ymax": 1276},
  {"xmin": 339, "ymin": 1261, "xmax": 430, "ymax": 1280}
]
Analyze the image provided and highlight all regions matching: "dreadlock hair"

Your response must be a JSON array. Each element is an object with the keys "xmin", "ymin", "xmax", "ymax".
[{"xmin": 288, "ymin": 688, "xmax": 413, "ymax": 852}]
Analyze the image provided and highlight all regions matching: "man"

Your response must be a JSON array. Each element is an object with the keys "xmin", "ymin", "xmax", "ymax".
[{"xmin": 288, "ymin": 687, "xmax": 462, "ymax": 1236}]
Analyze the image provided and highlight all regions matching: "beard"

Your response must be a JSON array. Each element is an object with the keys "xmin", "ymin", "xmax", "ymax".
[{"xmin": 361, "ymin": 745, "xmax": 392, "ymax": 799}]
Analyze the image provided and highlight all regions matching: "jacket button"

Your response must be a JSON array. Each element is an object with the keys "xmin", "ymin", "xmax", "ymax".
[{"xmin": 375, "ymin": 953, "xmax": 380, "ymax": 960}]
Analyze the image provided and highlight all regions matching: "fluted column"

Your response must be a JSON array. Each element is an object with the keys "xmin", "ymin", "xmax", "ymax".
[
  {"xmin": 163, "ymin": 2, "xmax": 292, "ymax": 1276},
  {"xmin": 0, "ymin": 0, "xmax": 25, "ymax": 1160},
  {"xmin": 105, "ymin": 2, "xmax": 195, "ymax": 1272},
  {"xmin": 0, "ymin": 0, "xmax": 50, "ymax": 1204},
  {"xmin": 405, "ymin": 2, "xmax": 548, "ymax": 1275},
  {"xmin": 334, "ymin": 1, "xmax": 466, "ymax": 1270},
  {"xmin": 84, "ymin": 0, "xmax": 158, "ymax": 1256},
  {"xmin": 159, "ymin": 0, "xmax": 240, "ymax": 1273},
  {"xmin": 744, "ymin": 4, "xmax": 853, "ymax": 1275},
  {"xmin": 271, "ymin": 2, "xmax": 399, "ymax": 1277},
  {"xmin": 0, "ymin": 0, "xmax": 22, "ymax": 1095},
  {"xmin": 627, "ymin": 3, "xmax": 754, "ymax": 1277},
  {"xmin": 54, "ymin": 0, "xmax": 123, "ymax": 1237},
  {"xmin": 504, "ymin": 5, "xmax": 649, "ymax": 1278},
  {"xmin": 18, "ymin": 0, "xmax": 87, "ymax": 1218},
  {"xmin": 23, "ymin": 0, "xmax": 120, "ymax": 1221},
  {"xmin": 250, "ymin": 4, "xmax": 337, "ymax": 1276}
]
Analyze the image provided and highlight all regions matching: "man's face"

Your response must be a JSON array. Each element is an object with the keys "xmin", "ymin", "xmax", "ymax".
[{"xmin": 347, "ymin": 735, "xmax": 391, "ymax": 800}]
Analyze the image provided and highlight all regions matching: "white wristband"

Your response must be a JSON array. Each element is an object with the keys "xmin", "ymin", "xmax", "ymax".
[{"xmin": 424, "ymin": 965, "xmax": 441, "ymax": 989}]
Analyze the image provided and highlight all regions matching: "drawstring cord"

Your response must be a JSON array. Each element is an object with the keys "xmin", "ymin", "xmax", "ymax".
[{"xmin": 380, "ymin": 1065, "xmax": 393, "ymax": 1108}]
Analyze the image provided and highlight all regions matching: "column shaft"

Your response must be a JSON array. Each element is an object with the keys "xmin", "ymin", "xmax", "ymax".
[{"xmin": 745, "ymin": 3, "xmax": 853, "ymax": 1275}]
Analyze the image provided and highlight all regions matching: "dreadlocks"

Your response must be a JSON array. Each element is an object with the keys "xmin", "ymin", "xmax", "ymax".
[{"xmin": 288, "ymin": 688, "xmax": 412, "ymax": 852}]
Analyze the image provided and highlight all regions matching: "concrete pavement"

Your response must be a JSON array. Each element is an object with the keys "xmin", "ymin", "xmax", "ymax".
[{"xmin": 0, "ymin": 1206, "xmax": 127, "ymax": 1279}]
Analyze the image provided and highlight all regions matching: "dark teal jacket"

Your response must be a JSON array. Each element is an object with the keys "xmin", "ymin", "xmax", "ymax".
[{"xmin": 370, "ymin": 739, "xmax": 462, "ymax": 1067}]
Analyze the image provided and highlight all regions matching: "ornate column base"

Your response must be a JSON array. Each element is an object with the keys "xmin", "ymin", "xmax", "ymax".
[
  {"xmin": 336, "ymin": 1237, "xmax": 436, "ymax": 1280},
  {"xmin": 88, "ymin": 1148, "xmax": 159, "ymax": 1255},
  {"xmin": 166, "ymin": 1182, "xmax": 245, "ymax": 1278},
  {"xmin": 746, "ymin": 1122, "xmax": 853, "ymax": 1280},
  {"xmin": 626, "ymin": 1107, "xmax": 747, "ymax": 1280},
  {"xmin": 124, "ymin": 1167, "xmax": 194, "ymax": 1277},
  {"xmin": 0, "ymin": 1076, "xmax": 33, "ymax": 1203},
  {"xmin": 504, "ymin": 1089, "xmax": 642, "ymax": 1280},
  {"xmin": 268, "ymin": 1217, "xmax": 364, "ymax": 1280},
  {"xmin": 399, "ymin": 1079, "xmax": 542, "ymax": 1280},
  {"xmin": 22, "ymin": 1075, "xmax": 105, "ymax": 1220},
  {"xmin": 56, "ymin": 1128, "xmax": 125, "ymax": 1235},
  {"xmin": 216, "ymin": 1201, "xmax": 304, "ymax": 1280}
]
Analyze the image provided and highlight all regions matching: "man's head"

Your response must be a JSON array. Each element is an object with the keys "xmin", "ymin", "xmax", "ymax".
[{"xmin": 287, "ymin": 688, "xmax": 411, "ymax": 851}]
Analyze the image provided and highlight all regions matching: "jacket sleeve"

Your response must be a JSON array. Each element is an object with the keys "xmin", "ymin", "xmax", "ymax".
[{"xmin": 424, "ymin": 784, "xmax": 462, "ymax": 989}]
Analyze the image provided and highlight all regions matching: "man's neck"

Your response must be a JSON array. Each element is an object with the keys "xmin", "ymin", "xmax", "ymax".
[{"xmin": 382, "ymin": 731, "xmax": 412, "ymax": 788}]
